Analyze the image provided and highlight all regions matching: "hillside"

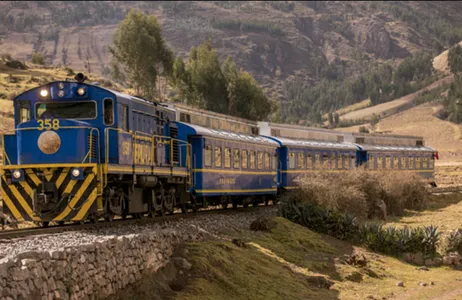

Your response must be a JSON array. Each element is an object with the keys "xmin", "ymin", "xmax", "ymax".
[{"xmin": 2, "ymin": 1, "xmax": 462, "ymax": 105}]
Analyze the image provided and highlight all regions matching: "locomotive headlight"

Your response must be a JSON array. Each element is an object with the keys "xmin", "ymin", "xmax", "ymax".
[
  {"xmin": 77, "ymin": 87, "xmax": 85, "ymax": 96},
  {"xmin": 11, "ymin": 170, "xmax": 23, "ymax": 182},
  {"xmin": 71, "ymin": 168, "xmax": 80, "ymax": 177},
  {"xmin": 40, "ymin": 89, "xmax": 49, "ymax": 97}
]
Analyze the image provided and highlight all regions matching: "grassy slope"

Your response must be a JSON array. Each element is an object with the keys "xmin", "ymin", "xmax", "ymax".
[{"xmin": 117, "ymin": 215, "xmax": 462, "ymax": 300}]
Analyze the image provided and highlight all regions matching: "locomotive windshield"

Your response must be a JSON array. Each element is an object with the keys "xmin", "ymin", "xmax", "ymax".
[{"xmin": 35, "ymin": 101, "xmax": 97, "ymax": 119}]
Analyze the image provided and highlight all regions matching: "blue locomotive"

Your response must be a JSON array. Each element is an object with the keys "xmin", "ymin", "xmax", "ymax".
[{"xmin": 0, "ymin": 75, "xmax": 437, "ymax": 225}]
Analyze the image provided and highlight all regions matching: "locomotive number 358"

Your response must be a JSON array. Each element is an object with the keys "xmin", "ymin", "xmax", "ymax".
[{"xmin": 37, "ymin": 119, "xmax": 60, "ymax": 131}]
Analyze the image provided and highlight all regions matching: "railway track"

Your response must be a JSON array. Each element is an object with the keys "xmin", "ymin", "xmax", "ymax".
[{"xmin": 0, "ymin": 204, "xmax": 275, "ymax": 240}]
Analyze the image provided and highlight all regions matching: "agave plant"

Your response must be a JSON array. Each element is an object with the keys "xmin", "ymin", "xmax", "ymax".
[
  {"xmin": 446, "ymin": 229, "xmax": 462, "ymax": 253},
  {"xmin": 422, "ymin": 225, "xmax": 441, "ymax": 255}
]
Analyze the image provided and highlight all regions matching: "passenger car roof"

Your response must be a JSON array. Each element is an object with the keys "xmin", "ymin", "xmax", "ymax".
[
  {"xmin": 265, "ymin": 136, "xmax": 360, "ymax": 151},
  {"xmin": 360, "ymin": 144, "xmax": 435, "ymax": 152},
  {"xmin": 178, "ymin": 122, "xmax": 279, "ymax": 146}
]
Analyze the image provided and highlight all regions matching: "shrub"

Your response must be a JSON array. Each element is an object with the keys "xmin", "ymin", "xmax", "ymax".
[
  {"xmin": 0, "ymin": 53, "xmax": 12, "ymax": 61},
  {"xmin": 64, "ymin": 66, "xmax": 75, "ymax": 76},
  {"xmin": 293, "ymin": 169, "xmax": 428, "ymax": 219},
  {"xmin": 5, "ymin": 60, "xmax": 26, "ymax": 70},
  {"xmin": 31, "ymin": 52, "xmax": 45, "ymax": 65},
  {"xmin": 445, "ymin": 229, "xmax": 462, "ymax": 253}
]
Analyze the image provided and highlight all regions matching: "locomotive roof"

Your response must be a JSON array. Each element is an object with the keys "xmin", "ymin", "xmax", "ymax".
[
  {"xmin": 267, "ymin": 136, "xmax": 359, "ymax": 151},
  {"xmin": 180, "ymin": 123, "xmax": 278, "ymax": 146}
]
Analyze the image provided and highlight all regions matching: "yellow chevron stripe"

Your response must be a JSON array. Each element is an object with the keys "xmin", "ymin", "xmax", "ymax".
[
  {"xmin": 1, "ymin": 189, "xmax": 22, "ymax": 221},
  {"xmin": 19, "ymin": 180, "xmax": 34, "ymax": 198},
  {"xmin": 8, "ymin": 184, "xmax": 39, "ymax": 221},
  {"xmin": 63, "ymin": 178, "xmax": 77, "ymax": 195},
  {"xmin": 56, "ymin": 168, "xmax": 70, "ymax": 188},
  {"xmin": 71, "ymin": 189, "xmax": 97, "ymax": 221},
  {"xmin": 44, "ymin": 168, "xmax": 54, "ymax": 182},
  {"xmin": 53, "ymin": 172, "xmax": 95, "ymax": 221},
  {"xmin": 26, "ymin": 169, "xmax": 41, "ymax": 186}
]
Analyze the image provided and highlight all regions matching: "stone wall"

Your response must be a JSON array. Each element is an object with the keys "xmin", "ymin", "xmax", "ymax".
[{"xmin": 0, "ymin": 231, "xmax": 195, "ymax": 300}]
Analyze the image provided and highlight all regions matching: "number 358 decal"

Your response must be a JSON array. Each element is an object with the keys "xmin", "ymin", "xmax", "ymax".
[{"xmin": 37, "ymin": 119, "xmax": 60, "ymax": 131}]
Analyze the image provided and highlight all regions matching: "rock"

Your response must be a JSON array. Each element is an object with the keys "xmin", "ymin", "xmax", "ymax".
[
  {"xmin": 419, "ymin": 282, "xmax": 427, "ymax": 287},
  {"xmin": 396, "ymin": 281, "xmax": 404, "ymax": 287},
  {"xmin": 231, "ymin": 239, "xmax": 247, "ymax": 248},
  {"xmin": 249, "ymin": 217, "xmax": 276, "ymax": 231},
  {"xmin": 345, "ymin": 253, "xmax": 368, "ymax": 267},
  {"xmin": 306, "ymin": 276, "xmax": 334, "ymax": 289},
  {"xmin": 430, "ymin": 281, "xmax": 435, "ymax": 285},
  {"xmin": 173, "ymin": 257, "xmax": 192, "ymax": 270},
  {"xmin": 417, "ymin": 266, "xmax": 429, "ymax": 271}
]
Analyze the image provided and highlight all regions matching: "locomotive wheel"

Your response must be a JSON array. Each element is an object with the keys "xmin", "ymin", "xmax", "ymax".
[
  {"xmin": 232, "ymin": 200, "xmax": 238, "ymax": 209},
  {"xmin": 41, "ymin": 222, "xmax": 49, "ymax": 228},
  {"xmin": 180, "ymin": 203, "xmax": 187, "ymax": 214},
  {"xmin": 164, "ymin": 190, "xmax": 174, "ymax": 215},
  {"xmin": 104, "ymin": 213, "xmax": 114, "ymax": 222},
  {"xmin": 221, "ymin": 203, "xmax": 228, "ymax": 209}
]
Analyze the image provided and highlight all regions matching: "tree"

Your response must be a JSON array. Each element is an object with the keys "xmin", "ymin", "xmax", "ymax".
[
  {"xmin": 328, "ymin": 112, "xmax": 334, "ymax": 126},
  {"xmin": 334, "ymin": 112, "xmax": 340, "ymax": 125},
  {"xmin": 109, "ymin": 9, "xmax": 173, "ymax": 100},
  {"xmin": 448, "ymin": 44, "xmax": 462, "ymax": 75}
]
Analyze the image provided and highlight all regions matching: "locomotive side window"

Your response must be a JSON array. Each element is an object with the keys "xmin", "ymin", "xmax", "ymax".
[
  {"xmin": 250, "ymin": 151, "xmax": 256, "ymax": 169},
  {"xmin": 272, "ymin": 153, "xmax": 277, "ymax": 170},
  {"xmin": 103, "ymin": 98, "xmax": 114, "ymax": 125},
  {"xmin": 289, "ymin": 152, "xmax": 295, "ymax": 169},
  {"xmin": 204, "ymin": 145, "xmax": 212, "ymax": 167},
  {"xmin": 118, "ymin": 103, "xmax": 128, "ymax": 131},
  {"xmin": 258, "ymin": 152, "xmax": 263, "ymax": 169},
  {"xmin": 307, "ymin": 153, "xmax": 313, "ymax": 169},
  {"xmin": 233, "ymin": 149, "xmax": 240, "ymax": 169},
  {"xmin": 215, "ymin": 147, "xmax": 222, "ymax": 167},
  {"xmin": 17, "ymin": 100, "xmax": 30, "ymax": 124},
  {"xmin": 224, "ymin": 148, "xmax": 231, "ymax": 168},
  {"xmin": 297, "ymin": 152, "xmax": 305, "ymax": 169},
  {"xmin": 242, "ymin": 150, "xmax": 248, "ymax": 169}
]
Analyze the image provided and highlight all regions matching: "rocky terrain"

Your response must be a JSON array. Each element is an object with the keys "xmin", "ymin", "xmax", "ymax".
[{"xmin": 2, "ymin": 1, "xmax": 462, "ymax": 100}]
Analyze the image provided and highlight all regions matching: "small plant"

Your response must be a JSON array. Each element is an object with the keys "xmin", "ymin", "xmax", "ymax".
[
  {"xmin": 445, "ymin": 229, "xmax": 462, "ymax": 253},
  {"xmin": 31, "ymin": 52, "xmax": 45, "ymax": 65}
]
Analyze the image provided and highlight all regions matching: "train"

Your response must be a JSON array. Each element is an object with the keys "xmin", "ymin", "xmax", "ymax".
[{"xmin": 0, "ymin": 74, "xmax": 438, "ymax": 226}]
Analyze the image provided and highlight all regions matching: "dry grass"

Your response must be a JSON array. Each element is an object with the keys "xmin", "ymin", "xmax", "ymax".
[
  {"xmin": 294, "ymin": 169, "xmax": 429, "ymax": 219},
  {"xmin": 340, "ymin": 76, "xmax": 453, "ymax": 121},
  {"xmin": 433, "ymin": 41, "xmax": 462, "ymax": 74},
  {"xmin": 323, "ymin": 99, "xmax": 372, "ymax": 120}
]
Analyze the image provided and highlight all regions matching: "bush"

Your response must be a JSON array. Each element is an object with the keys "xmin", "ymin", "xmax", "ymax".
[
  {"xmin": 291, "ymin": 169, "xmax": 428, "ymax": 219},
  {"xmin": 31, "ymin": 52, "xmax": 45, "ymax": 65},
  {"xmin": 5, "ymin": 60, "xmax": 26, "ymax": 70},
  {"xmin": 445, "ymin": 229, "xmax": 462, "ymax": 253},
  {"xmin": 64, "ymin": 66, "xmax": 75, "ymax": 76}
]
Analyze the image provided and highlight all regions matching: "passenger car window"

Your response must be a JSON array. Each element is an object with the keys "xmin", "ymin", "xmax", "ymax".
[
  {"xmin": 368, "ymin": 155, "xmax": 374, "ymax": 169},
  {"xmin": 242, "ymin": 150, "xmax": 248, "ymax": 169},
  {"xmin": 386, "ymin": 157, "xmax": 391, "ymax": 169},
  {"xmin": 297, "ymin": 152, "xmax": 305, "ymax": 169},
  {"xmin": 322, "ymin": 154, "xmax": 329, "ymax": 169},
  {"xmin": 416, "ymin": 157, "xmax": 421, "ymax": 169},
  {"xmin": 315, "ymin": 153, "xmax": 321, "ymax": 169},
  {"xmin": 224, "ymin": 148, "xmax": 231, "ymax": 168},
  {"xmin": 400, "ymin": 157, "xmax": 406, "ymax": 169},
  {"xmin": 289, "ymin": 152, "xmax": 295, "ymax": 169},
  {"xmin": 330, "ymin": 153, "xmax": 336, "ymax": 169},
  {"xmin": 215, "ymin": 147, "xmax": 222, "ymax": 167},
  {"xmin": 377, "ymin": 156, "xmax": 383, "ymax": 169},
  {"xmin": 204, "ymin": 145, "xmax": 212, "ymax": 167},
  {"xmin": 250, "ymin": 151, "xmax": 256, "ymax": 169},
  {"xmin": 272, "ymin": 153, "xmax": 277, "ymax": 170},
  {"xmin": 258, "ymin": 152, "xmax": 264, "ymax": 169},
  {"xmin": 264, "ymin": 152, "xmax": 270, "ymax": 170},
  {"xmin": 233, "ymin": 149, "xmax": 240, "ymax": 169},
  {"xmin": 307, "ymin": 153, "xmax": 313, "ymax": 169},
  {"xmin": 337, "ymin": 153, "xmax": 343, "ymax": 169},
  {"xmin": 103, "ymin": 98, "xmax": 114, "ymax": 125},
  {"xmin": 393, "ymin": 157, "xmax": 399, "ymax": 169},
  {"xmin": 422, "ymin": 157, "xmax": 428, "ymax": 169},
  {"xmin": 409, "ymin": 157, "xmax": 415, "ymax": 169}
]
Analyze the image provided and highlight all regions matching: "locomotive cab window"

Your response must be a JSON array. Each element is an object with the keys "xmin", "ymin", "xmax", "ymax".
[
  {"xmin": 103, "ymin": 98, "xmax": 114, "ymax": 125},
  {"xmin": 204, "ymin": 145, "xmax": 212, "ymax": 167},
  {"xmin": 36, "ymin": 101, "xmax": 96, "ymax": 119}
]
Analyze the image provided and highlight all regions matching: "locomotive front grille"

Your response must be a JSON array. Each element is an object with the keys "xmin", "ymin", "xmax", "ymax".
[
  {"xmin": 170, "ymin": 127, "xmax": 179, "ymax": 163},
  {"xmin": 88, "ymin": 135, "xmax": 97, "ymax": 160}
]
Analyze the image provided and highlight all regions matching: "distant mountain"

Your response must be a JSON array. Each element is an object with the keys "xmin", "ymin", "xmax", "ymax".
[{"xmin": 1, "ymin": 1, "xmax": 462, "ymax": 108}]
